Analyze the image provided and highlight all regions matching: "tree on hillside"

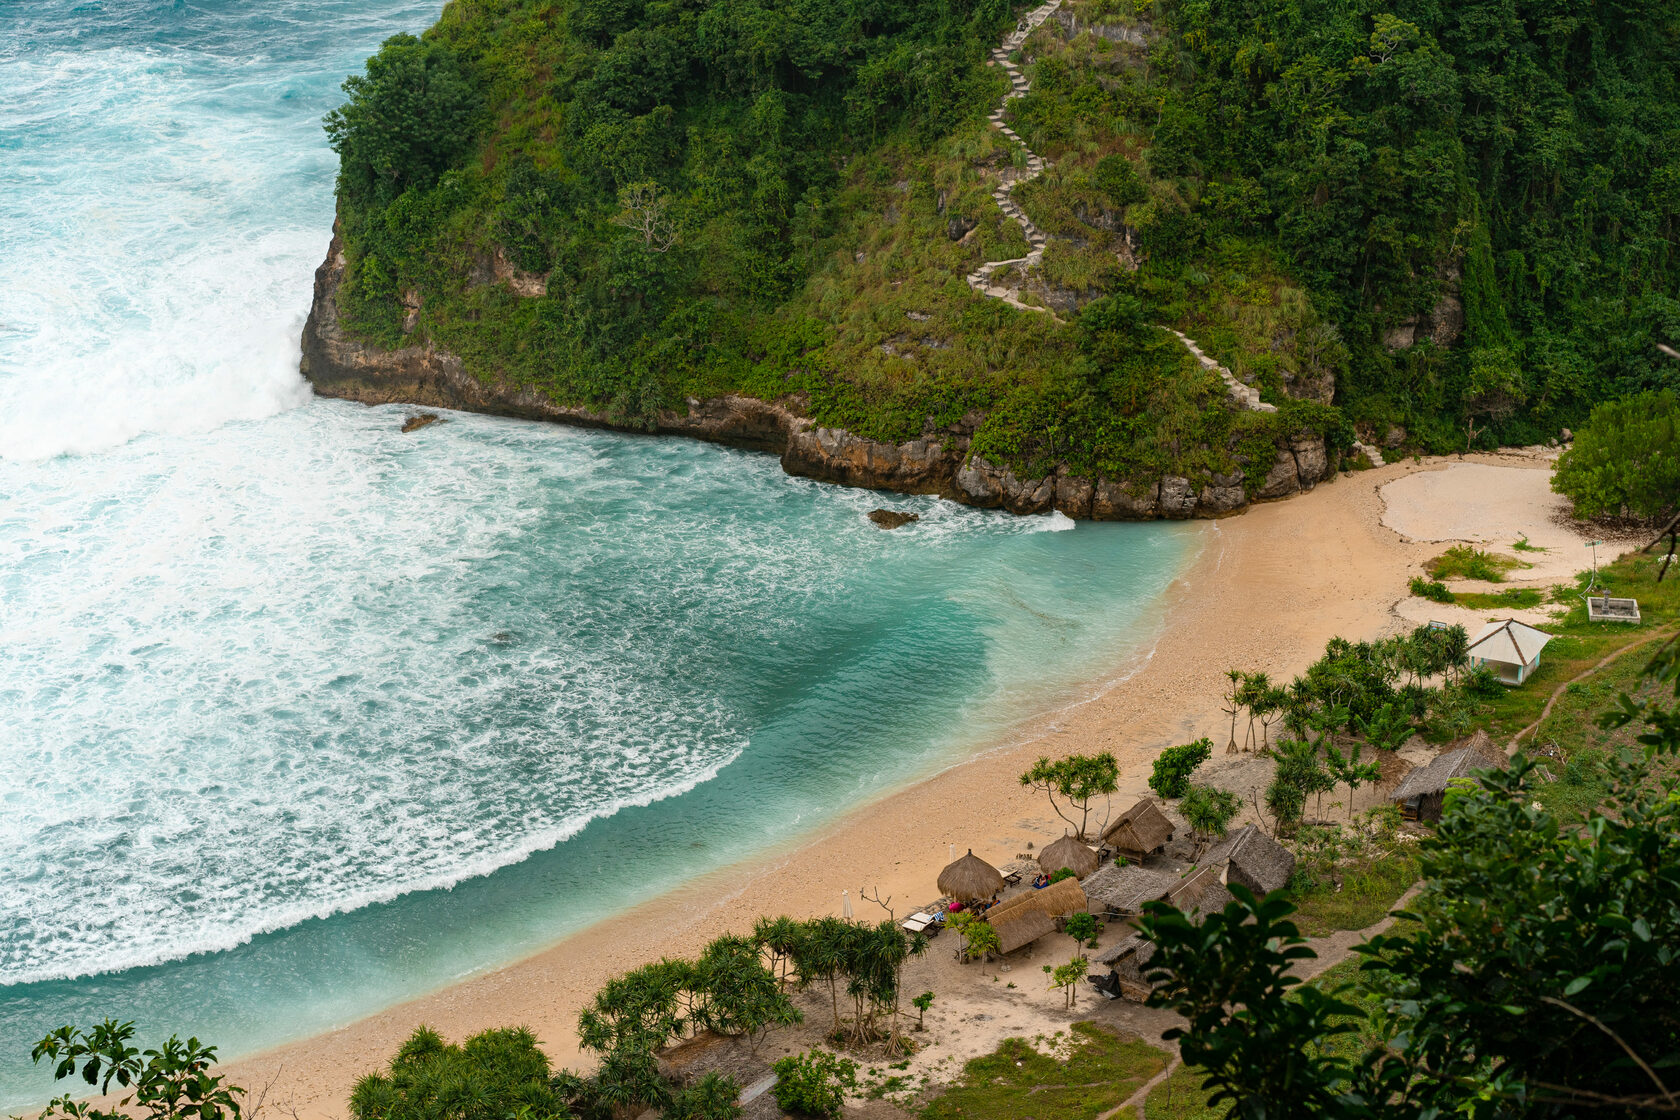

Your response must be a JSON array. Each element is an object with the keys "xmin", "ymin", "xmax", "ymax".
[
  {"xmin": 1020, "ymin": 753, "xmax": 1120, "ymax": 840},
  {"xmin": 1554, "ymin": 389, "xmax": 1680, "ymax": 523}
]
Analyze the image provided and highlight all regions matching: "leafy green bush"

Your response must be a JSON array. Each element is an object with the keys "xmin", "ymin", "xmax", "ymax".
[
  {"xmin": 1553, "ymin": 389, "xmax": 1680, "ymax": 523},
  {"xmin": 1427, "ymin": 545, "xmax": 1521, "ymax": 583},
  {"xmin": 771, "ymin": 1049, "xmax": 857, "ymax": 1119},
  {"xmin": 1180, "ymin": 783, "xmax": 1241, "ymax": 843},
  {"xmin": 349, "ymin": 1026, "xmax": 571, "ymax": 1120},
  {"xmin": 31, "ymin": 1021, "xmax": 245, "ymax": 1120},
  {"xmin": 664, "ymin": 1073, "xmax": 743, "ymax": 1120},
  {"xmin": 1149, "ymin": 737, "xmax": 1213, "ymax": 799},
  {"xmin": 1048, "ymin": 866, "xmax": 1075, "ymax": 885},
  {"xmin": 1408, "ymin": 576, "xmax": 1454, "ymax": 603}
]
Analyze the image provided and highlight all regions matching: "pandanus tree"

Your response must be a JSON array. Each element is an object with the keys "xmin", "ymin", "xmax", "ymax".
[{"xmin": 752, "ymin": 915, "xmax": 805, "ymax": 986}]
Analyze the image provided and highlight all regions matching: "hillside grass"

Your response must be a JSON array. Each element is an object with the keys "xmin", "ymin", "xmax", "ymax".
[{"xmin": 918, "ymin": 1021, "xmax": 1164, "ymax": 1120}]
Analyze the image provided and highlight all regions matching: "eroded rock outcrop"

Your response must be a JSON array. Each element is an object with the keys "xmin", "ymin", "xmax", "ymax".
[{"xmin": 300, "ymin": 233, "xmax": 1333, "ymax": 521}]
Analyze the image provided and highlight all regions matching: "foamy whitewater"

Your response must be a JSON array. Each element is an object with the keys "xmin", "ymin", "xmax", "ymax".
[{"xmin": 0, "ymin": 0, "xmax": 1192, "ymax": 1107}]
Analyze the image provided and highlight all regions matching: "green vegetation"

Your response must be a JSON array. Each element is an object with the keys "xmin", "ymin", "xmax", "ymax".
[
  {"xmin": 1425, "ymin": 544, "xmax": 1524, "ymax": 583},
  {"xmin": 1178, "ymin": 783, "xmax": 1240, "ymax": 849},
  {"xmin": 1407, "ymin": 576, "xmax": 1452, "ymax": 604},
  {"xmin": 1451, "ymin": 587, "xmax": 1543, "ymax": 610},
  {"xmin": 1287, "ymin": 812, "xmax": 1420, "ymax": 936},
  {"xmin": 31, "ymin": 1021, "xmax": 244, "ymax": 1120},
  {"xmin": 919, "ymin": 1022, "xmax": 1164, "ymax": 1120},
  {"xmin": 351, "ymin": 1027, "xmax": 571, "ymax": 1120},
  {"xmin": 1511, "ymin": 535, "xmax": 1545, "ymax": 553},
  {"xmin": 771, "ymin": 1049, "xmax": 857, "ymax": 1120},
  {"xmin": 322, "ymin": 0, "xmax": 1680, "ymax": 487},
  {"xmin": 1554, "ymin": 389, "xmax": 1680, "ymax": 523},
  {"xmin": 1147, "ymin": 737, "xmax": 1211, "ymax": 799},
  {"xmin": 1020, "ymin": 752, "xmax": 1119, "ymax": 840},
  {"xmin": 1139, "ymin": 636, "xmax": 1680, "ymax": 1115}
]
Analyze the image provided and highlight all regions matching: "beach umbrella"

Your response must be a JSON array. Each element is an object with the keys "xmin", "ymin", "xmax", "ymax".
[
  {"xmin": 1038, "ymin": 832, "xmax": 1099, "ymax": 880},
  {"xmin": 937, "ymin": 849, "xmax": 1004, "ymax": 902},
  {"xmin": 842, "ymin": 890, "xmax": 853, "ymax": 921}
]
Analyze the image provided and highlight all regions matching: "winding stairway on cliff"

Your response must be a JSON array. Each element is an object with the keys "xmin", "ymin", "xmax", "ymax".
[{"xmin": 965, "ymin": 0, "xmax": 1063, "ymax": 320}]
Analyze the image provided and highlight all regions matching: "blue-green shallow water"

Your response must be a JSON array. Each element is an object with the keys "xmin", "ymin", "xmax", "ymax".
[{"xmin": 0, "ymin": 0, "xmax": 1195, "ymax": 1108}]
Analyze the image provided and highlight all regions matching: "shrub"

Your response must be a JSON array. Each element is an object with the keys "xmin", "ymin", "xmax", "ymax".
[
  {"xmin": 1048, "ymin": 866, "xmax": 1075, "ymax": 885},
  {"xmin": 771, "ymin": 1049, "xmax": 858, "ymax": 1119},
  {"xmin": 1180, "ymin": 783, "xmax": 1242, "ymax": 843},
  {"xmin": 1462, "ymin": 663, "xmax": 1506, "ymax": 698},
  {"xmin": 31, "ymin": 1021, "xmax": 245, "ymax": 1120},
  {"xmin": 348, "ymin": 1026, "xmax": 570, "ymax": 1120},
  {"xmin": 665, "ymin": 1073, "xmax": 743, "ymax": 1120},
  {"xmin": 1553, "ymin": 389, "xmax": 1680, "ymax": 522},
  {"xmin": 1093, "ymin": 153, "xmax": 1148, "ymax": 208},
  {"xmin": 1409, "ymin": 576, "xmax": 1454, "ymax": 603},
  {"xmin": 1427, "ymin": 545, "xmax": 1521, "ymax": 583},
  {"xmin": 1149, "ymin": 737, "xmax": 1213, "ymax": 799}
]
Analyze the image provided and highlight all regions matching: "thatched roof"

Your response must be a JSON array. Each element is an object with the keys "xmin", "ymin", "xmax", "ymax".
[
  {"xmin": 1462, "ymin": 728, "xmax": 1508, "ymax": 770},
  {"xmin": 1167, "ymin": 862, "xmax": 1228, "ymax": 914},
  {"xmin": 1392, "ymin": 748, "xmax": 1481, "ymax": 801},
  {"xmin": 990, "ymin": 907, "xmax": 1057, "ymax": 954},
  {"xmin": 1202, "ymin": 825, "xmax": 1295, "ymax": 895},
  {"xmin": 1094, "ymin": 931, "xmax": 1149, "ymax": 966},
  {"xmin": 1102, "ymin": 798, "xmax": 1174, "ymax": 854},
  {"xmin": 937, "ymin": 850, "xmax": 1004, "ymax": 901},
  {"xmin": 1038, "ymin": 834, "xmax": 1099, "ymax": 880},
  {"xmin": 989, "ymin": 878, "xmax": 1088, "ymax": 924},
  {"xmin": 1082, "ymin": 863, "xmax": 1177, "ymax": 914}
]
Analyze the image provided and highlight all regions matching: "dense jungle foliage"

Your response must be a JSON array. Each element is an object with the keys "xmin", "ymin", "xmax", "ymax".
[{"xmin": 324, "ymin": 0, "xmax": 1679, "ymax": 482}]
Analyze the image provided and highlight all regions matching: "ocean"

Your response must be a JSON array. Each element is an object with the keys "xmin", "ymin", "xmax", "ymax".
[{"xmin": 0, "ymin": 0, "xmax": 1193, "ymax": 1107}]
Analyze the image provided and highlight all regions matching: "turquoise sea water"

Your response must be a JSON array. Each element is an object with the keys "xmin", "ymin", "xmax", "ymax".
[{"xmin": 0, "ymin": 0, "xmax": 1194, "ymax": 1109}]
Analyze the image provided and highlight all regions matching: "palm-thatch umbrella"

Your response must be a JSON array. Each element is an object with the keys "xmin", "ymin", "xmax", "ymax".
[
  {"xmin": 937, "ymin": 849, "xmax": 1004, "ymax": 901},
  {"xmin": 1037, "ymin": 833, "xmax": 1099, "ymax": 880}
]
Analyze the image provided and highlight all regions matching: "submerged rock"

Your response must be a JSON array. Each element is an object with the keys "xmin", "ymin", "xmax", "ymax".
[
  {"xmin": 868, "ymin": 509, "xmax": 920, "ymax": 529},
  {"xmin": 401, "ymin": 412, "xmax": 442, "ymax": 433}
]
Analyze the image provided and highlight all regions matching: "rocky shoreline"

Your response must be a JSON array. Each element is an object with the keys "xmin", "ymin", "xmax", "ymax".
[{"xmin": 299, "ymin": 234, "xmax": 1333, "ymax": 520}]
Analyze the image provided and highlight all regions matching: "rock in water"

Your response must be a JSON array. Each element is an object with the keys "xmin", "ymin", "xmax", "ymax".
[
  {"xmin": 402, "ymin": 412, "xmax": 441, "ymax": 433},
  {"xmin": 868, "ymin": 509, "xmax": 919, "ymax": 530}
]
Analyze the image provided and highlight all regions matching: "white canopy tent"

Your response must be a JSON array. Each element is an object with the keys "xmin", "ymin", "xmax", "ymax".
[{"xmin": 1467, "ymin": 619, "xmax": 1552, "ymax": 685}]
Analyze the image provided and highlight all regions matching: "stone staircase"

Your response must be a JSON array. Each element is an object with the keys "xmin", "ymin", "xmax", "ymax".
[
  {"xmin": 1162, "ymin": 328, "xmax": 1276, "ymax": 413},
  {"xmin": 965, "ymin": 0, "xmax": 1063, "ymax": 321}
]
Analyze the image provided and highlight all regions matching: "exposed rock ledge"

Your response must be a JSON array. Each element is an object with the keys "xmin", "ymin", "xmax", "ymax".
[{"xmin": 300, "ymin": 234, "xmax": 1332, "ymax": 520}]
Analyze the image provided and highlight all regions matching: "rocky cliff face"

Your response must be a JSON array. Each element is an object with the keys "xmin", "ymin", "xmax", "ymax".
[{"xmin": 300, "ymin": 235, "xmax": 1333, "ymax": 520}]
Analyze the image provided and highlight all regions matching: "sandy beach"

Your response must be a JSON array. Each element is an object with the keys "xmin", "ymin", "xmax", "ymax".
[{"xmin": 219, "ymin": 449, "xmax": 1579, "ymax": 1117}]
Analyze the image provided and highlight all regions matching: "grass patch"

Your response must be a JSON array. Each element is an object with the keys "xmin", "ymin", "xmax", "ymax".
[
  {"xmin": 1409, "ymin": 576, "xmax": 1454, "ymax": 603},
  {"xmin": 1467, "ymin": 551, "xmax": 1677, "ymax": 744},
  {"xmin": 1427, "ymin": 545, "xmax": 1527, "ymax": 583},
  {"xmin": 1453, "ymin": 587, "xmax": 1545, "ymax": 610},
  {"xmin": 1142, "ymin": 1062, "xmax": 1222, "ymax": 1120},
  {"xmin": 1287, "ymin": 850, "xmax": 1421, "ymax": 937},
  {"xmin": 920, "ymin": 1021, "xmax": 1165, "ymax": 1120},
  {"xmin": 1512, "ymin": 535, "xmax": 1547, "ymax": 553}
]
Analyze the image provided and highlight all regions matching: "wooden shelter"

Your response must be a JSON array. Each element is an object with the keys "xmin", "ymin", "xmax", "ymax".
[
  {"xmin": 1201, "ymin": 825, "xmax": 1295, "ymax": 895},
  {"xmin": 1391, "ymin": 747, "xmax": 1481, "ymax": 822},
  {"xmin": 1081, "ymin": 863, "xmax": 1176, "ymax": 919},
  {"xmin": 988, "ymin": 877, "xmax": 1088, "ymax": 925},
  {"xmin": 1093, "ymin": 932, "xmax": 1157, "ymax": 1000},
  {"xmin": 937, "ymin": 849, "xmax": 1003, "ymax": 901},
  {"xmin": 989, "ymin": 906, "xmax": 1057, "ymax": 954},
  {"xmin": 1467, "ymin": 619, "xmax": 1552, "ymax": 685},
  {"xmin": 1037, "ymin": 833, "xmax": 1099, "ymax": 880},
  {"xmin": 1102, "ymin": 798, "xmax": 1174, "ymax": 861}
]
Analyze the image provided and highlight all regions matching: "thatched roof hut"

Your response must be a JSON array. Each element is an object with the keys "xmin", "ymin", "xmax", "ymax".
[
  {"xmin": 1462, "ymin": 728, "xmax": 1508, "ymax": 770},
  {"xmin": 1166, "ymin": 862, "xmax": 1232, "ymax": 915},
  {"xmin": 1201, "ymin": 825, "xmax": 1294, "ymax": 895},
  {"xmin": 988, "ymin": 878, "xmax": 1088, "ymax": 925},
  {"xmin": 1037, "ymin": 833, "xmax": 1099, "ymax": 880},
  {"xmin": 1082, "ymin": 863, "xmax": 1177, "ymax": 917},
  {"xmin": 1391, "ymin": 747, "xmax": 1482, "ymax": 821},
  {"xmin": 1102, "ymin": 798, "xmax": 1174, "ymax": 860},
  {"xmin": 989, "ymin": 906, "xmax": 1057, "ymax": 954},
  {"xmin": 937, "ymin": 849, "xmax": 1004, "ymax": 901}
]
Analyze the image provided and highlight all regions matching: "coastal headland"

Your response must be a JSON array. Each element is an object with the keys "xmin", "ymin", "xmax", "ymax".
[{"xmin": 213, "ymin": 448, "xmax": 1572, "ymax": 1118}]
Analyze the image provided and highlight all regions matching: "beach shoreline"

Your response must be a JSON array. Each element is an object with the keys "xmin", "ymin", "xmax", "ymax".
[{"xmin": 213, "ymin": 450, "xmax": 1562, "ymax": 1119}]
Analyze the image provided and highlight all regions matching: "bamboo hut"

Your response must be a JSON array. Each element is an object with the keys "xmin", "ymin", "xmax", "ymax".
[
  {"xmin": 937, "ymin": 849, "xmax": 1004, "ymax": 901},
  {"xmin": 1102, "ymin": 798, "xmax": 1174, "ymax": 861},
  {"xmin": 1391, "ymin": 748, "xmax": 1481, "ymax": 822},
  {"xmin": 1081, "ymin": 863, "xmax": 1176, "ymax": 919},
  {"xmin": 989, "ymin": 906, "xmax": 1057, "ymax": 954},
  {"xmin": 1037, "ymin": 833, "xmax": 1100, "ymax": 880},
  {"xmin": 987, "ymin": 877, "xmax": 1087, "ymax": 925},
  {"xmin": 1201, "ymin": 825, "xmax": 1295, "ymax": 895}
]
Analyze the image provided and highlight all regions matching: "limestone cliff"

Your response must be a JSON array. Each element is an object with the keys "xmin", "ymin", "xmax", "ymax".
[{"xmin": 300, "ymin": 234, "xmax": 1332, "ymax": 520}]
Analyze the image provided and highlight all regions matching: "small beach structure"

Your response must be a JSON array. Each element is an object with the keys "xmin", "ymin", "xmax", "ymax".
[
  {"xmin": 1037, "ymin": 833, "xmax": 1100, "ymax": 880},
  {"xmin": 1093, "ymin": 933, "xmax": 1158, "ymax": 1000},
  {"xmin": 1391, "ymin": 747, "xmax": 1482, "ymax": 822},
  {"xmin": 1082, "ymin": 863, "xmax": 1177, "ymax": 920},
  {"xmin": 1467, "ymin": 618, "xmax": 1553, "ymax": 685},
  {"xmin": 989, "ymin": 906, "xmax": 1058, "ymax": 955},
  {"xmin": 1587, "ymin": 591, "xmax": 1641, "ymax": 623},
  {"xmin": 1201, "ymin": 825, "xmax": 1295, "ymax": 896},
  {"xmin": 1102, "ymin": 798, "xmax": 1174, "ymax": 862},
  {"xmin": 988, "ymin": 877, "xmax": 1088, "ymax": 926},
  {"xmin": 937, "ymin": 849, "xmax": 1004, "ymax": 902}
]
